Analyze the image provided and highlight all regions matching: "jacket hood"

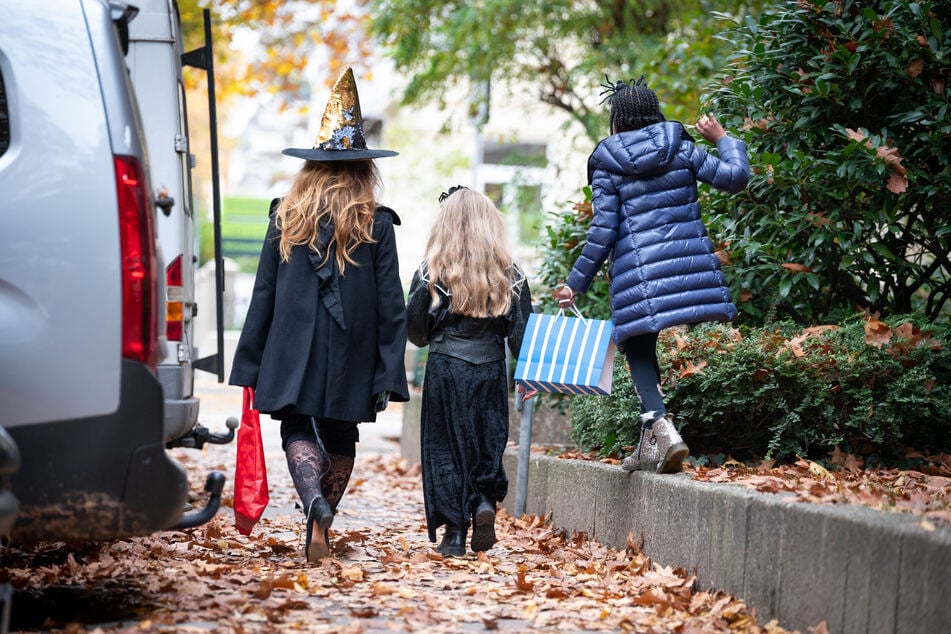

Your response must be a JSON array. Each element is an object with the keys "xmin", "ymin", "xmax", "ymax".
[{"xmin": 589, "ymin": 121, "xmax": 689, "ymax": 180}]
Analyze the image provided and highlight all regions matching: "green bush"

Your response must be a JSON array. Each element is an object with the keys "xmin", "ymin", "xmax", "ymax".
[
  {"xmin": 704, "ymin": 0, "xmax": 951, "ymax": 325},
  {"xmin": 570, "ymin": 313, "xmax": 951, "ymax": 462}
]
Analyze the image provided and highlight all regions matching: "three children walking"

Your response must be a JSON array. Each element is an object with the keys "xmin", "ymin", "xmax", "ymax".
[{"xmin": 231, "ymin": 68, "xmax": 749, "ymax": 561}]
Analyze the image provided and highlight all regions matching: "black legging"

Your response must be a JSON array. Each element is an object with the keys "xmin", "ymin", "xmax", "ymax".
[
  {"xmin": 277, "ymin": 414, "xmax": 359, "ymax": 458},
  {"xmin": 622, "ymin": 333, "xmax": 666, "ymax": 427}
]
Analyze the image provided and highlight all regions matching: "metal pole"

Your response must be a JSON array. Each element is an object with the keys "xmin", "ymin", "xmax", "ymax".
[
  {"xmin": 513, "ymin": 396, "xmax": 534, "ymax": 517},
  {"xmin": 185, "ymin": 9, "xmax": 224, "ymax": 382},
  {"xmin": 202, "ymin": 8, "xmax": 224, "ymax": 383}
]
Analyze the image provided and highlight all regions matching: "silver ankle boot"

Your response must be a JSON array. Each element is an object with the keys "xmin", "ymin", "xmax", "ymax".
[{"xmin": 621, "ymin": 416, "xmax": 689, "ymax": 474}]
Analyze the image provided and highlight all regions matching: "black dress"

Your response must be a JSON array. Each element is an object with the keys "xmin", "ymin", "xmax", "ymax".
[{"xmin": 406, "ymin": 265, "xmax": 533, "ymax": 540}]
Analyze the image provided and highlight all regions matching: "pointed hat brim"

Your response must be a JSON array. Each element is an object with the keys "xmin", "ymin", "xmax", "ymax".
[
  {"xmin": 283, "ymin": 66, "xmax": 398, "ymax": 161},
  {"xmin": 282, "ymin": 147, "xmax": 398, "ymax": 161}
]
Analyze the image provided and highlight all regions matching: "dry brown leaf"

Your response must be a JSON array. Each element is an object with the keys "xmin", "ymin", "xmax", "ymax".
[
  {"xmin": 781, "ymin": 262, "xmax": 812, "ymax": 273},
  {"xmin": 678, "ymin": 360, "xmax": 708, "ymax": 378},
  {"xmin": 864, "ymin": 318, "xmax": 892, "ymax": 348},
  {"xmin": 514, "ymin": 565, "xmax": 535, "ymax": 593},
  {"xmin": 887, "ymin": 169, "xmax": 909, "ymax": 194},
  {"xmin": 907, "ymin": 59, "xmax": 925, "ymax": 78},
  {"xmin": 845, "ymin": 127, "xmax": 868, "ymax": 145}
]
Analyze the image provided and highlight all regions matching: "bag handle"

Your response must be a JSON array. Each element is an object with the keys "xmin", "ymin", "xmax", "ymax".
[{"xmin": 556, "ymin": 303, "xmax": 588, "ymax": 322}]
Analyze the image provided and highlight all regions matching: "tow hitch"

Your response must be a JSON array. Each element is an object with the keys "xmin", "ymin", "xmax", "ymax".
[
  {"xmin": 172, "ymin": 471, "xmax": 225, "ymax": 530},
  {"xmin": 167, "ymin": 417, "xmax": 238, "ymax": 450},
  {"xmin": 166, "ymin": 418, "xmax": 236, "ymax": 530}
]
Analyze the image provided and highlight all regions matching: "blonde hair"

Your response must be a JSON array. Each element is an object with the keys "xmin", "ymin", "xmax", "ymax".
[
  {"xmin": 424, "ymin": 188, "xmax": 520, "ymax": 318},
  {"xmin": 275, "ymin": 160, "xmax": 380, "ymax": 272}
]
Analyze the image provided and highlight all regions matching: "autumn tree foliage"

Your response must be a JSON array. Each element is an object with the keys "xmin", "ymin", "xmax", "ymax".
[
  {"xmin": 179, "ymin": 0, "xmax": 375, "ymax": 105},
  {"xmin": 704, "ymin": 0, "xmax": 951, "ymax": 324},
  {"xmin": 369, "ymin": 0, "xmax": 764, "ymax": 142}
]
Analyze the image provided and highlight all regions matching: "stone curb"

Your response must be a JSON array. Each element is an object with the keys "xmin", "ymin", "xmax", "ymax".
[
  {"xmin": 401, "ymin": 394, "xmax": 951, "ymax": 634},
  {"xmin": 499, "ymin": 451, "xmax": 951, "ymax": 634}
]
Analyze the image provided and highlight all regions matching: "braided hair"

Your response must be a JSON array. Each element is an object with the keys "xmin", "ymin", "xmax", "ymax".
[{"xmin": 600, "ymin": 75, "xmax": 665, "ymax": 134}]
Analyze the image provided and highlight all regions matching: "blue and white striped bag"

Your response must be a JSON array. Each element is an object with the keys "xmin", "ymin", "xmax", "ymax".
[{"xmin": 514, "ymin": 307, "xmax": 615, "ymax": 396}]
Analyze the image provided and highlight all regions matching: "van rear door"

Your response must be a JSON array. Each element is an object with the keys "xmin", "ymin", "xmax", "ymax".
[{"xmin": 125, "ymin": 0, "xmax": 201, "ymax": 442}]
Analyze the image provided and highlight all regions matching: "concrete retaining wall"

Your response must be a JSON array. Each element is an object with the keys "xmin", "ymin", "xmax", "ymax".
[{"xmin": 498, "ymin": 452, "xmax": 951, "ymax": 634}]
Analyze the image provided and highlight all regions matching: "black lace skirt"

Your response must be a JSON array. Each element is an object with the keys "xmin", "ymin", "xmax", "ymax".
[{"xmin": 420, "ymin": 352, "xmax": 509, "ymax": 541}]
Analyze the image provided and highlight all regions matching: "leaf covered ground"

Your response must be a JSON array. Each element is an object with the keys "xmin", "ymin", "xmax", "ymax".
[{"xmin": 2, "ymin": 444, "xmax": 805, "ymax": 634}]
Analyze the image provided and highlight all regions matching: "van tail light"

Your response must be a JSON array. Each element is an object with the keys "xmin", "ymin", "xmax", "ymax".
[
  {"xmin": 115, "ymin": 154, "xmax": 159, "ymax": 370},
  {"xmin": 166, "ymin": 255, "xmax": 184, "ymax": 341}
]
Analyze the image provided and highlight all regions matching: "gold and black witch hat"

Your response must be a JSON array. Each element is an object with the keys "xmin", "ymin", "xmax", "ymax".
[{"xmin": 283, "ymin": 67, "xmax": 398, "ymax": 161}]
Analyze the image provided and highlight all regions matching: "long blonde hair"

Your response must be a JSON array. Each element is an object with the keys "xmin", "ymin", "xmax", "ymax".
[
  {"xmin": 275, "ymin": 160, "xmax": 380, "ymax": 272},
  {"xmin": 424, "ymin": 188, "xmax": 520, "ymax": 318}
]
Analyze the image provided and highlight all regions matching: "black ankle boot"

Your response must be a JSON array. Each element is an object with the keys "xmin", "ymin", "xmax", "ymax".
[
  {"xmin": 304, "ymin": 496, "xmax": 334, "ymax": 562},
  {"xmin": 436, "ymin": 526, "xmax": 466, "ymax": 557},
  {"xmin": 470, "ymin": 496, "xmax": 497, "ymax": 552}
]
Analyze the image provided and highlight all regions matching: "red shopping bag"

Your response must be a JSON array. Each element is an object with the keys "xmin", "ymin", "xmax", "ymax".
[{"xmin": 234, "ymin": 387, "xmax": 269, "ymax": 535}]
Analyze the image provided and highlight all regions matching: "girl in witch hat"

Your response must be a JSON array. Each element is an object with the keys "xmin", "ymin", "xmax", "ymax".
[
  {"xmin": 557, "ymin": 76, "xmax": 749, "ymax": 475},
  {"xmin": 406, "ymin": 187, "xmax": 533, "ymax": 557},
  {"xmin": 230, "ymin": 67, "xmax": 409, "ymax": 562}
]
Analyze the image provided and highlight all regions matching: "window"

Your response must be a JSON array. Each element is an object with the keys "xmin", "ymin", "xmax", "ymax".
[
  {"xmin": 177, "ymin": 82, "xmax": 193, "ymax": 216},
  {"xmin": 485, "ymin": 181, "xmax": 543, "ymax": 247},
  {"xmin": 479, "ymin": 142, "xmax": 549, "ymax": 248},
  {"xmin": 483, "ymin": 141, "xmax": 547, "ymax": 167}
]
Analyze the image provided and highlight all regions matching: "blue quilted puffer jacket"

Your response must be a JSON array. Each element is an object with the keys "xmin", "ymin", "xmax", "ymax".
[{"xmin": 566, "ymin": 121, "xmax": 750, "ymax": 344}]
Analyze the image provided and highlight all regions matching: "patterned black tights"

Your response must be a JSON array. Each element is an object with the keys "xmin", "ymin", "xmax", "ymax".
[
  {"xmin": 285, "ymin": 439, "xmax": 328, "ymax": 510},
  {"xmin": 321, "ymin": 454, "xmax": 355, "ymax": 513}
]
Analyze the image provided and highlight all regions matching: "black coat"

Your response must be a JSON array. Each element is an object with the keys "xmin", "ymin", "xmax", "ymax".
[{"xmin": 229, "ymin": 203, "xmax": 410, "ymax": 422}]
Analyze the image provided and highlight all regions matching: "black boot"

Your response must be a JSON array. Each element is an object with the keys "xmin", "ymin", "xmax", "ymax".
[
  {"xmin": 304, "ymin": 496, "xmax": 334, "ymax": 562},
  {"xmin": 285, "ymin": 431, "xmax": 334, "ymax": 562},
  {"xmin": 436, "ymin": 526, "xmax": 467, "ymax": 557},
  {"xmin": 470, "ymin": 496, "xmax": 497, "ymax": 552}
]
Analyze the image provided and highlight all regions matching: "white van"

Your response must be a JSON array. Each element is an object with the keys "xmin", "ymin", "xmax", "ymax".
[{"xmin": 0, "ymin": 0, "xmax": 226, "ymax": 543}]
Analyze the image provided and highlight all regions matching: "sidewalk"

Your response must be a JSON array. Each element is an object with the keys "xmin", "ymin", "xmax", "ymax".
[
  {"xmin": 193, "ymin": 372, "xmax": 405, "ymax": 528},
  {"xmin": 400, "ymin": 391, "xmax": 951, "ymax": 634},
  {"xmin": 179, "ymin": 377, "xmax": 790, "ymax": 632}
]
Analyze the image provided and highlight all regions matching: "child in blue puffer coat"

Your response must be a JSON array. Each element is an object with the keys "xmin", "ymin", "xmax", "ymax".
[{"xmin": 556, "ymin": 76, "xmax": 750, "ymax": 474}]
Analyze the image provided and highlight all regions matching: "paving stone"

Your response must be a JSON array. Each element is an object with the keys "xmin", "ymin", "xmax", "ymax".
[
  {"xmin": 594, "ymin": 464, "xmax": 642, "ymax": 549},
  {"xmin": 778, "ymin": 502, "xmax": 849, "ymax": 633},
  {"xmin": 635, "ymin": 474, "xmax": 706, "ymax": 576},
  {"xmin": 700, "ymin": 481, "xmax": 752, "ymax": 596},
  {"xmin": 742, "ymin": 493, "xmax": 788, "ymax": 623},
  {"xmin": 839, "ymin": 506, "xmax": 903, "ymax": 634},
  {"xmin": 546, "ymin": 459, "xmax": 596, "ymax": 537},
  {"xmin": 896, "ymin": 516, "xmax": 951, "ymax": 634}
]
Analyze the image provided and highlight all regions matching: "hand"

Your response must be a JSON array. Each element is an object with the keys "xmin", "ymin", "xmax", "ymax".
[
  {"xmin": 696, "ymin": 113, "xmax": 726, "ymax": 143},
  {"xmin": 554, "ymin": 285, "xmax": 576, "ymax": 308},
  {"xmin": 517, "ymin": 383, "xmax": 538, "ymax": 402}
]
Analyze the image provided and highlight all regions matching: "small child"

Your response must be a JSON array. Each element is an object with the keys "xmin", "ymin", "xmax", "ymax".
[
  {"xmin": 557, "ymin": 76, "xmax": 750, "ymax": 474},
  {"xmin": 407, "ymin": 186, "xmax": 533, "ymax": 556}
]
